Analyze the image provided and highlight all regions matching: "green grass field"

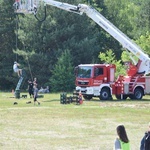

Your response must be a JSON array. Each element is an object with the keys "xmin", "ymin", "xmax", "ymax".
[{"xmin": 0, "ymin": 92, "xmax": 150, "ymax": 150}]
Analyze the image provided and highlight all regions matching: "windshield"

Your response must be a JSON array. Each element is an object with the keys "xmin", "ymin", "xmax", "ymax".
[{"xmin": 77, "ymin": 66, "xmax": 92, "ymax": 78}]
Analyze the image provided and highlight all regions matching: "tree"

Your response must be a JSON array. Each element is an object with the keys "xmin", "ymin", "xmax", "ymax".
[
  {"xmin": 50, "ymin": 49, "xmax": 75, "ymax": 92},
  {"xmin": 133, "ymin": 0, "xmax": 150, "ymax": 37},
  {"xmin": 98, "ymin": 49, "xmax": 126, "ymax": 78},
  {"xmin": 42, "ymin": 0, "xmax": 101, "ymax": 65},
  {"xmin": 136, "ymin": 32, "xmax": 150, "ymax": 55},
  {"xmin": 0, "ymin": 0, "xmax": 17, "ymax": 90}
]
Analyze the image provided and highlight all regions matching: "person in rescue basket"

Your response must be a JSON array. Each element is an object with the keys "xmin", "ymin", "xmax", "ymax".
[
  {"xmin": 114, "ymin": 125, "xmax": 130, "ymax": 150},
  {"xmin": 140, "ymin": 122, "xmax": 150, "ymax": 150}
]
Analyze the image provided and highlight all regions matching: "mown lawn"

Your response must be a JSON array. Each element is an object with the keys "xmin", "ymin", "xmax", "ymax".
[{"xmin": 0, "ymin": 92, "xmax": 150, "ymax": 150}]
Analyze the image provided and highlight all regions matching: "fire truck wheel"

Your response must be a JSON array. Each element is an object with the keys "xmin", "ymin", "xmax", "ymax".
[
  {"xmin": 100, "ymin": 88, "xmax": 110, "ymax": 100},
  {"xmin": 133, "ymin": 88, "xmax": 143, "ymax": 100},
  {"xmin": 83, "ymin": 95, "xmax": 92, "ymax": 100}
]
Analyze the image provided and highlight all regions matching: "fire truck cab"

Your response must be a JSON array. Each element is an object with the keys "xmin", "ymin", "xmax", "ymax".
[{"xmin": 75, "ymin": 64, "xmax": 116, "ymax": 100}]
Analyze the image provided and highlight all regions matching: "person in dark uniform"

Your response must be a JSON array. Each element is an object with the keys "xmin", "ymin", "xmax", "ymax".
[
  {"xmin": 140, "ymin": 122, "xmax": 150, "ymax": 150},
  {"xmin": 28, "ymin": 79, "xmax": 34, "ymax": 98}
]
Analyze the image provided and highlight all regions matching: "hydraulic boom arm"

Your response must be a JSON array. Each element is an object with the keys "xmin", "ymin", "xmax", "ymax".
[{"xmin": 14, "ymin": 0, "xmax": 150, "ymax": 74}]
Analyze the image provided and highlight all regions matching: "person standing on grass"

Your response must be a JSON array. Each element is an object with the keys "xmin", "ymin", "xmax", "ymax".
[
  {"xmin": 78, "ymin": 92, "xmax": 83, "ymax": 104},
  {"xmin": 140, "ymin": 122, "xmax": 150, "ymax": 150},
  {"xmin": 33, "ymin": 77, "xmax": 37, "ymax": 86},
  {"xmin": 28, "ymin": 79, "xmax": 34, "ymax": 98},
  {"xmin": 33, "ymin": 84, "xmax": 40, "ymax": 105},
  {"xmin": 114, "ymin": 125, "xmax": 130, "ymax": 150}
]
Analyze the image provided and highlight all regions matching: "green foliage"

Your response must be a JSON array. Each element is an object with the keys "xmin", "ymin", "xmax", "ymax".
[
  {"xmin": 13, "ymin": 49, "xmax": 35, "ymax": 60},
  {"xmin": 0, "ymin": 0, "xmax": 16, "ymax": 90},
  {"xmin": 134, "ymin": 0, "xmax": 150, "ymax": 37},
  {"xmin": 104, "ymin": 0, "xmax": 135, "ymax": 37},
  {"xmin": 98, "ymin": 49, "xmax": 126, "ymax": 77},
  {"xmin": 50, "ymin": 50, "xmax": 75, "ymax": 92},
  {"xmin": 135, "ymin": 32, "xmax": 150, "ymax": 55},
  {"xmin": 121, "ymin": 51, "xmax": 138, "ymax": 65},
  {"xmin": 121, "ymin": 51, "xmax": 130, "ymax": 62},
  {"xmin": 25, "ymin": 53, "xmax": 52, "ymax": 88}
]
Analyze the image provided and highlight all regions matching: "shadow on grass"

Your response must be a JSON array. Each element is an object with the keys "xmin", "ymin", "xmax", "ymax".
[
  {"xmin": 42, "ymin": 99, "xmax": 60, "ymax": 103},
  {"xmin": 42, "ymin": 98, "xmax": 150, "ymax": 103}
]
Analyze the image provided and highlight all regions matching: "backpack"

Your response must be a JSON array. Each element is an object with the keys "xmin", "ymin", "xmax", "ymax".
[{"xmin": 145, "ymin": 132, "xmax": 150, "ymax": 150}]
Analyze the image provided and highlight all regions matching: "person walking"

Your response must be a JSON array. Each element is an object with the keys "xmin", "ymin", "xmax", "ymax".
[
  {"xmin": 33, "ymin": 84, "xmax": 40, "ymax": 105},
  {"xmin": 114, "ymin": 125, "xmax": 130, "ymax": 150},
  {"xmin": 140, "ymin": 122, "xmax": 150, "ymax": 150}
]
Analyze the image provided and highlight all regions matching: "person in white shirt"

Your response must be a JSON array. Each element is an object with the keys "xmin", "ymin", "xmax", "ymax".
[{"xmin": 13, "ymin": 61, "xmax": 22, "ymax": 77}]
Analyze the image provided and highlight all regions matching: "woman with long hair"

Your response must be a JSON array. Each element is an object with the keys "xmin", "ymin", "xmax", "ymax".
[{"xmin": 114, "ymin": 125, "xmax": 130, "ymax": 150}]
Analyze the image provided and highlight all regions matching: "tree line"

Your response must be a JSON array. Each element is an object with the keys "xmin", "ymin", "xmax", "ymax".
[{"xmin": 0, "ymin": 0, "xmax": 149, "ymax": 92}]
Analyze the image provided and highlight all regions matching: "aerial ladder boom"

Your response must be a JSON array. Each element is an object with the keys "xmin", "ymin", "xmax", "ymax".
[{"xmin": 14, "ymin": 0, "xmax": 150, "ymax": 74}]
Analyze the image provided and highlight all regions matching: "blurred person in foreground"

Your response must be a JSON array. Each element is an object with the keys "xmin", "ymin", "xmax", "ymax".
[
  {"xmin": 140, "ymin": 122, "xmax": 150, "ymax": 150},
  {"xmin": 114, "ymin": 125, "xmax": 130, "ymax": 150}
]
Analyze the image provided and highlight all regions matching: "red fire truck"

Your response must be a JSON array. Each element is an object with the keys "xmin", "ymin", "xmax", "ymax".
[
  {"xmin": 75, "ymin": 62, "xmax": 150, "ymax": 100},
  {"xmin": 14, "ymin": 0, "xmax": 150, "ymax": 100}
]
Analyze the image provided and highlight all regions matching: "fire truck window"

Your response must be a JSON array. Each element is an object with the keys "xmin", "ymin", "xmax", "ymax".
[
  {"xmin": 77, "ymin": 66, "xmax": 92, "ymax": 78},
  {"xmin": 95, "ymin": 68, "xmax": 104, "ymax": 76}
]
